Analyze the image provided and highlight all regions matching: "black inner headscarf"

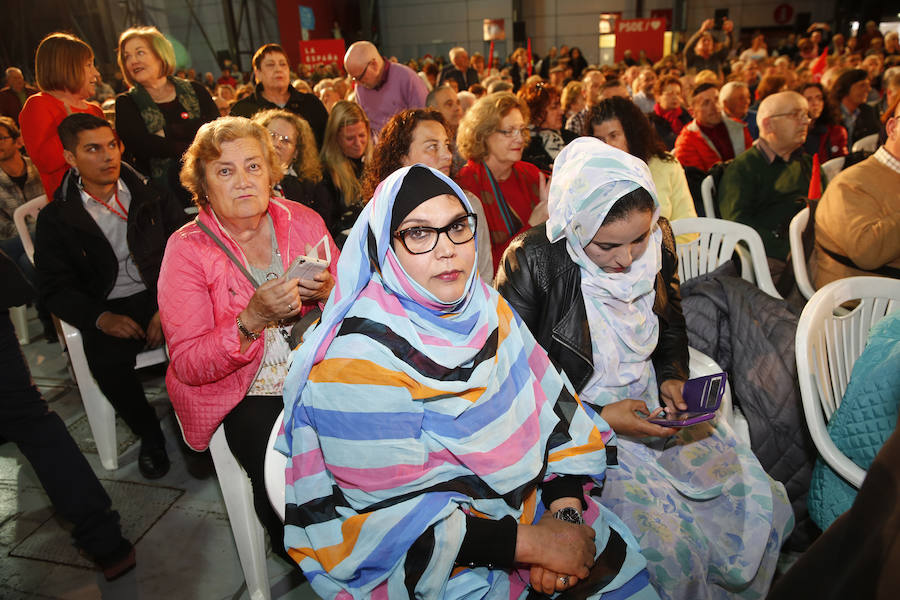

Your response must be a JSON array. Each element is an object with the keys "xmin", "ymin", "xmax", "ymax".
[{"xmin": 390, "ymin": 165, "xmax": 464, "ymax": 233}]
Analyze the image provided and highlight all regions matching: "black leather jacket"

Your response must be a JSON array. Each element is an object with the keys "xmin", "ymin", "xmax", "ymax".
[{"xmin": 495, "ymin": 218, "xmax": 689, "ymax": 395}]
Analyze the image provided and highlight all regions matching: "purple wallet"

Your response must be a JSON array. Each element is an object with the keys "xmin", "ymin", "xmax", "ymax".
[{"xmin": 647, "ymin": 372, "xmax": 727, "ymax": 427}]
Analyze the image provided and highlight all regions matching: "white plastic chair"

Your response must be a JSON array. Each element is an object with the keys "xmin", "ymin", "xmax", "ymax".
[
  {"xmin": 265, "ymin": 412, "xmax": 287, "ymax": 523},
  {"xmin": 59, "ymin": 320, "xmax": 168, "ymax": 470},
  {"xmin": 795, "ymin": 276, "xmax": 900, "ymax": 488},
  {"xmin": 10, "ymin": 305, "xmax": 29, "ymax": 345},
  {"xmin": 789, "ymin": 207, "xmax": 816, "ymax": 300},
  {"xmin": 10, "ymin": 194, "xmax": 48, "ymax": 345},
  {"xmin": 821, "ymin": 156, "xmax": 845, "ymax": 183},
  {"xmin": 15, "ymin": 192, "xmax": 169, "ymax": 469},
  {"xmin": 700, "ymin": 174, "xmax": 716, "ymax": 218},
  {"xmin": 205, "ymin": 422, "xmax": 273, "ymax": 600},
  {"xmin": 850, "ymin": 133, "xmax": 878, "ymax": 154},
  {"xmin": 13, "ymin": 193, "xmax": 47, "ymax": 263},
  {"xmin": 671, "ymin": 217, "xmax": 781, "ymax": 298}
]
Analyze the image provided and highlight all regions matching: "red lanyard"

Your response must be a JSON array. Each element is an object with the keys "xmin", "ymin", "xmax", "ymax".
[{"xmin": 85, "ymin": 188, "xmax": 128, "ymax": 222}]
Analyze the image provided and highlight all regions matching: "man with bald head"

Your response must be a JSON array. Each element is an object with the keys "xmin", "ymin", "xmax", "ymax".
[
  {"xmin": 718, "ymin": 91, "xmax": 826, "ymax": 261},
  {"xmin": 437, "ymin": 47, "xmax": 479, "ymax": 91},
  {"xmin": 344, "ymin": 41, "xmax": 427, "ymax": 137},
  {"xmin": 0, "ymin": 68, "xmax": 38, "ymax": 125}
]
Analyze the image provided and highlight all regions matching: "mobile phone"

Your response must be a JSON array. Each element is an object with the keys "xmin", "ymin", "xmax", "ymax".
[
  {"xmin": 647, "ymin": 372, "xmax": 726, "ymax": 427},
  {"xmin": 285, "ymin": 235, "xmax": 330, "ymax": 281}
]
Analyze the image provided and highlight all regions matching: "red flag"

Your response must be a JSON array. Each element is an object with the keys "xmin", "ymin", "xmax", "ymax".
[
  {"xmin": 808, "ymin": 153, "xmax": 822, "ymax": 200},
  {"xmin": 488, "ymin": 40, "xmax": 495, "ymax": 72},
  {"xmin": 810, "ymin": 47, "xmax": 828, "ymax": 83},
  {"xmin": 527, "ymin": 38, "xmax": 533, "ymax": 76}
]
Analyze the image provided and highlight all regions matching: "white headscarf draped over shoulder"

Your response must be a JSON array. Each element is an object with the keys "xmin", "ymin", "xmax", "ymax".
[{"xmin": 546, "ymin": 137, "xmax": 664, "ymax": 406}]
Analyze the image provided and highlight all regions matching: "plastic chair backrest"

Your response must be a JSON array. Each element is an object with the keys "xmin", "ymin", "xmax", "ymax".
[
  {"xmin": 700, "ymin": 175, "xmax": 716, "ymax": 218},
  {"xmin": 198, "ymin": 420, "xmax": 272, "ymax": 600},
  {"xmin": 670, "ymin": 217, "xmax": 781, "ymax": 298},
  {"xmin": 821, "ymin": 157, "xmax": 845, "ymax": 183},
  {"xmin": 850, "ymin": 133, "xmax": 878, "ymax": 154},
  {"xmin": 13, "ymin": 194, "xmax": 48, "ymax": 263},
  {"xmin": 264, "ymin": 411, "xmax": 287, "ymax": 522},
  {"xmin": 795, "ymin": 276, "xmax": 900, "ymax": 487},
  {"xmin": 789, "ymin": 206, "xmax": 816, "ymax": 300}
]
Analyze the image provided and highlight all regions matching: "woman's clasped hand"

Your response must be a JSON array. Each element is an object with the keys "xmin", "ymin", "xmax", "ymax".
[
  {"xmin": 518, "ymin": 511, "xmax": 596, "ymax": 594},
  {"xmin": 240, "ymin": 269, "xmax": 333, "ymax": 332}
]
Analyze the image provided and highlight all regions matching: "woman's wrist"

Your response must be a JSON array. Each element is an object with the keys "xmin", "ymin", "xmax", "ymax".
[
  {"xmin": 514, "ymin": 523, "xmax": 537, "ymax": 564},
  {"xmin": 238, "ymin": 308, "xmax": 267, "ymax": 336},
  {"xmin": 548, "ymin": 497, "xmax": 583, "ymax": 515}
]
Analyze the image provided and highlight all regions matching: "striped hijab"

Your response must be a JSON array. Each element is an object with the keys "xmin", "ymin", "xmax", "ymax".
[{"xmin": 278, "ymin": 165, "xmax": 634, "ymax": 598}]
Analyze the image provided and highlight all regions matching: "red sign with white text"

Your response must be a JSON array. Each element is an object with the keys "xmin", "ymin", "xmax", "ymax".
[
  {"xmin": 299, "ymin": 39, "xmax": 346, "ymax": 69},
  {"xmin": 614, "ymin": 18, "xmax": 665, "ymax": 62}
]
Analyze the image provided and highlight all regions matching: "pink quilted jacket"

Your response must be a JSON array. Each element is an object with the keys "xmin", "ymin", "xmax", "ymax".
[{"xmin": 158, "ymin": 198, "xmax": 339, "ymax": 450}]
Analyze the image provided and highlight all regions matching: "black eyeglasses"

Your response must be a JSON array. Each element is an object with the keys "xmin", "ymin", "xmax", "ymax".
[
  {"xmin": 393, "ymin": 213, "xmax": 477, "ymax": 254},
  {"xmin": 352, "ymin": 59, "xmax": 375, "ymax": 82}
]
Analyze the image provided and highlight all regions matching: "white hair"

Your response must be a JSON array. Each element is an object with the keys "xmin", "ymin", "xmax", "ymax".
[
  {"xmin": 720, "ymin": 81, "xmax": 748, "ymax": 102},
  {"xmin": 449, "ymin": 47, "xmax": 467, "ymax": 62}
]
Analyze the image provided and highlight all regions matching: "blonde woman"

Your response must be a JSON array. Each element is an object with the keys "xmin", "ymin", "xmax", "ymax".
[
  {"xmin": 561, "ymin": 80, "xmax": 585, "ymax": 123},
  {"xmin": 319, "ymin": 100, "xmax": 373, "ymax": 244},
  {"xmin": 114, "ymin": 26, "xmax": 218, "ymax": 205},
  {"xmin": 455, "ymin": 92, "xmax": 548, "ymax": 270},
  {"xmin": 252, "ymin": 109, "xmax": 333, "ymax": 228}
]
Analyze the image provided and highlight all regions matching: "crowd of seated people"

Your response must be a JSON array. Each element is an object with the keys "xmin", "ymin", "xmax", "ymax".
[{"xmin": 3, "ymin": 12, "xmax": 899, "ymax": 597}]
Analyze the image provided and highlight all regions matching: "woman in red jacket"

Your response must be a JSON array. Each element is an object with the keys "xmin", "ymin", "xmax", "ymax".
[
  {"xmin": 19, "ymin": 33, "xmax": 104, "ymax": 198},
  {"xmin": 455, "ymin": 92, "xmax": 549, "ymax": 271}
]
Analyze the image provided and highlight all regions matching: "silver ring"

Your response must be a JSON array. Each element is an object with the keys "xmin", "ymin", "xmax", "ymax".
[
  {"xmin": 288, "ymin": 303, "xmax": 294, "ymax": 312},
  {"xmin": 559, "ymin": 576, "xmax": 569, "ymax": 586}
]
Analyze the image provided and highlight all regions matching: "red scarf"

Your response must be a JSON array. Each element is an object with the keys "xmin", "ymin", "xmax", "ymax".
[{"xmin": 654, "ymin": 103, "xmax": 687, "ymax": 135}]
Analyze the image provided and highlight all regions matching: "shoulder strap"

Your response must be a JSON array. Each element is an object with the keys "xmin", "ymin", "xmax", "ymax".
[
  {"xmin": 819, "ymin": 244, "xmax": 900, "ymax": 279},
  {"xmin": 195, "ymin": 218, "xmax": 260, "ymax": 288}
]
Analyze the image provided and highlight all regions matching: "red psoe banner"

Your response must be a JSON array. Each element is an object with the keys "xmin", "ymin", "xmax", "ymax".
[
  {"xmin": 299, "ymin": 39, "xmax": 347, "ymax": 69},
  {"xmin": 614, "ymin": 18, "xmax": 665, "ymax": 63}
]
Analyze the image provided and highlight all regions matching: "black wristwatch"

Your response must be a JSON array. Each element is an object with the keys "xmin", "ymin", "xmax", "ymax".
[{"xmin": 554, "ymin": 507, "xmax": 584, "ymax": 525}]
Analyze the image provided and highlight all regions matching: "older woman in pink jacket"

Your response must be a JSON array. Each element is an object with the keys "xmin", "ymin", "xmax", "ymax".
[{"xmin": 157, "ymin": 116, "xmax": 338, "ymax": 561}]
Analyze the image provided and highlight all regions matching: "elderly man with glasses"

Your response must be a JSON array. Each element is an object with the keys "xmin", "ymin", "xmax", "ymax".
[
  {"xmin": 718, "ymin": 91, "xmax": 827, "ymax": 263},
  {"xmin": 343, "ymin": 41, "xmax": 427, "ymax": 138}
]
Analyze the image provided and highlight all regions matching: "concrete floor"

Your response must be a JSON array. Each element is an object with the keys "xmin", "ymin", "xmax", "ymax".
[{"xmin": 1, "ymin": 309, "xmax": 318, "ymax": 600}]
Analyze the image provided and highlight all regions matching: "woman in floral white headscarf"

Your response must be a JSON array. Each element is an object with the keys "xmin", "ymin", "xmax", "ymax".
[{"xmin": 496, "ymin": 138, "xmax": 793, "ymax": 600}]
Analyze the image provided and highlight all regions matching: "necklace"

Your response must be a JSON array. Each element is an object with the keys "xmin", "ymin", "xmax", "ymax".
[{"xmin": 85, "ymin": 187, "xmax": 128, "ymax": 222}]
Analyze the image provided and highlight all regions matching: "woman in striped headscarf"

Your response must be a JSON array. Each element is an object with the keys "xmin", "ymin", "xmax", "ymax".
[
  {"xmin": 278, "ymin": 164, "xmax": 660, "ymax": 599},
  {"xmin": 496, "ymin": 138, "xmax": 793, "ymax": 599}
]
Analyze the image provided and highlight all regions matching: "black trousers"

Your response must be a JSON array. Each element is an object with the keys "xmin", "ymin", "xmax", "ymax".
[
  {"xmin": 222, "ymin": 395, "xmax": 289, "ymax": 561},
  {"xmin": 0, "ymin": 310, "xmax": 126, "ymax": 559},
  {"xmin": 80, "ymin": 289, "xmax": 163, "ymax": 443}
]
